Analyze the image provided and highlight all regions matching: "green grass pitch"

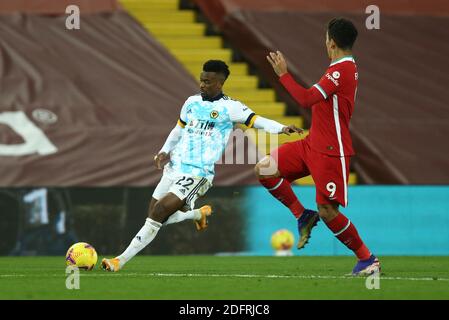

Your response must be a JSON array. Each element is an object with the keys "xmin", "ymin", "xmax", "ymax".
[{"xmin": 1, "ymin": 256, "xmax": 448, "ymax": 299}]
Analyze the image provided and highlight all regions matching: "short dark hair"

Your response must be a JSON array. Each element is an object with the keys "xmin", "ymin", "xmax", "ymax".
[
  {"xmin": 203, "ymin": 60, "xmax": 230, "ymax": 80},
  {"xmin": 327, "ymin": 18, "xmax": 358, "ymax": 50}
]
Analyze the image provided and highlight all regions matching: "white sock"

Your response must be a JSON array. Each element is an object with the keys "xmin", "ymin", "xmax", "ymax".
[
  {"xmin": 116, "ymin": 218, "xmax": 161, "ymax": 267},
  {"xmin": 164, "ymin": 209, "xmax": 202, "ymax": 226}
]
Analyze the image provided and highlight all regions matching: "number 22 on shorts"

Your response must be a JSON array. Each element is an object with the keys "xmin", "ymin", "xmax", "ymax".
[{"xmin": 175, "ymin": 176, "xmax": 194, "ymax": 190}]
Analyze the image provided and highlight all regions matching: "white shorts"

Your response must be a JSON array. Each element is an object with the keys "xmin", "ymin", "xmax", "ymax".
[{"xmin": 152, "ymin": 169, "xmax": 212, "ymax": 210}]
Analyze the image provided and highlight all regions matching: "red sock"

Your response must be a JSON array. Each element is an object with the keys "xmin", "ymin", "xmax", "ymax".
[
  {"xmin": 259, "ymin": 177, "xmax": 304, "ymax": 218},
  {"xmin": 325, "ymin": 212, "xmax": 371, "ymax": 260}
]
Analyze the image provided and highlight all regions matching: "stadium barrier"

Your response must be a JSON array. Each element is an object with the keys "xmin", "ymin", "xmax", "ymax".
[
  {"xmin": 245, "ymin": 186, "xmax": 449, "ymax": 256},
  {"xmin": 1, "ymin": 186, "xmax": 448, "ymax": 256}
]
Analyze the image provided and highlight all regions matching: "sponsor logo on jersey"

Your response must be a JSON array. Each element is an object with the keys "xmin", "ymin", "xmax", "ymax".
[
  {"xmin": 210, "ymin": 110, "xmax": 219, "ymax": 119},
  {"xmin": 332, "ymin": 71, "xmax": 340, "ymax": 79},
  {"xmin": 179, "ymin": 188, "xmax": 186, "ymax": 195},
  {"xmin": 189, "ymin": 120, "xmax": 216, "ymax": 131},
  {"xmin": 326, "ymin": 73, "xmax": 339, "ymax": 86}
]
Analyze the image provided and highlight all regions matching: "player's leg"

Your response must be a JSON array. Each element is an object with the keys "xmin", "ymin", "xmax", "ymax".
[
  {"xmin": 255, "ymin": 140, "xmax": 320, "ymax": 249},
  {"xmin": 149, "ymin": 192, "xmax": 187, "ymax": 222},
  {"xmin": 161, "ymin": 175, "xmax": 212, "ymax": 229},
  {"xmin": 313, "ymin": 155, "xmax": 379, "ymax": 275},
  {"xmin": 101, "ymin": 173, "xmax": 178, "ymax": 272},
  {"xmin": 255, "ymin": 141, "xmax": 308, "ymax": 219},
  {"xmin": 318, "ymin": 203, "xmax": 380, "ymax": 275},
  {"xmin": 163, "ymin": 205, "xmax": 212, "ymax": 228},
  {"xmin": 102, "ymin": 193, "xmax": 185, "ymax": 272},
  {"xmin": 150, "ymin": 181, "xmax": 211, "ymax": 228},
  {"xmin": 148, "ymin": 197, "xmax": 157, "ymax": 215},
  {"xmin": 102, "ymin": 175, "xmax": 213, "ymax": 271}
]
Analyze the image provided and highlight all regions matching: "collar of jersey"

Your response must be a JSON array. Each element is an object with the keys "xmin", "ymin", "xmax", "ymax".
[
  {"xmin": 201, "ymin": 92, "xmax": 224, "ymax": 102},
  {"xmin": 329, "ymin": 55, "xmax": 355, "ymax": 67}
]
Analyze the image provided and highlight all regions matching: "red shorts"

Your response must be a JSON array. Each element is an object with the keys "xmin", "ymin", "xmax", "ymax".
[{"xmin": 270, "ymin": 139, "xmax": 350, "ymax": 207}]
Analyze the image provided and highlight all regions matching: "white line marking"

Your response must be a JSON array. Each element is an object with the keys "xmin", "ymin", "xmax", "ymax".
[
  {"xmin": 1, "ymin": 273, "xmax": 448, "ymax": 282},
  {"xmin": 332, "ymin": 94, "xmax": 348, "ymax": 206}
]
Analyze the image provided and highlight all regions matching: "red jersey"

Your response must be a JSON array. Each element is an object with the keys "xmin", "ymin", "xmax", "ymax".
[{"xmin": 280, "ymin": 56, "xmax": 358, "ymax": 157}]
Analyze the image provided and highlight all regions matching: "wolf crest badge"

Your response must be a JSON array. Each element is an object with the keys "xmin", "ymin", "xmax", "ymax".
[{"xmin": 210, "ymin": 110, "xmax": 219, "ymax": 119}]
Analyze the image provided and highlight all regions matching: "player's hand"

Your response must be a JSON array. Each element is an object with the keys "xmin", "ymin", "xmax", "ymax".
[
  {"xmin": 153, "ymin": 152, "xmax": 169, "ymax": 170},
  {"xmin": 281, "ymin": 125, "xmax": 303, "ymax": 136},
  {"xmin": 267, "ymin": 51, "xmax": 288, "ymax": 77}
]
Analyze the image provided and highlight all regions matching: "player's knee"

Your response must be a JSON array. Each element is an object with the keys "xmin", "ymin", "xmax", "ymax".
[
  {"xmin": 150, "ymin": 201, "xmax": 168, "ymax": 222},
  {"xmin": 317, "ymin": 204, "xmax": 339, "ymax": 222},
  {"xmin": 148, "ymin": 198, "xmax": 157, "ymax": 216},
  {"xmin": 255, "ymin": 156, "xmax": 278, "ymax": 178}
]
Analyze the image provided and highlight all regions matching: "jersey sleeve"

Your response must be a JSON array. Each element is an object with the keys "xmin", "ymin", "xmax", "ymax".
[
  {"xmin": 314, "ymin": 65, "xmax": 343, "ymax": 99},
  {"xmin": 177, "ymin": 98, "xmax": 190, "ymax": 128},
  {"xmin": 228, "ymin": 101, "xmax": 258, "ymax": 128},
  {"xmin": 279, "ymin": 73, "xmax": 325, "ymax": 108}
]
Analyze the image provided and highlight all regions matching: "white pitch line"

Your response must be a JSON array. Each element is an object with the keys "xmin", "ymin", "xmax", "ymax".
[
  {"xmin": 0, "ymin": 272, "xmax": 448, "ymax": 282},
  {"xmin": 132, "ymin": 273, "xmax": 449, "ymax": 282}
]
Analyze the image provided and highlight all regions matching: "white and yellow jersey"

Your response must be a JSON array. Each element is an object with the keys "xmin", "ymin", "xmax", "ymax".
[{"xmin": 167, "ymin": 93, "xmax": 256, "ymax": 182}]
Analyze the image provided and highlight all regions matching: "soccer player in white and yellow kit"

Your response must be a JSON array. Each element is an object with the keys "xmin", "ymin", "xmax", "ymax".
[{"xmin": 101, "ymin": 60, "xmax": 301, "ymax": 271}]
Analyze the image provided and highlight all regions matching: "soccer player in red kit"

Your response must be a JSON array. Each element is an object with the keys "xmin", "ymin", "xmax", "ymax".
[{"xmin": 255, "ymin": 18, "xmax": 380, "ymax": 275}]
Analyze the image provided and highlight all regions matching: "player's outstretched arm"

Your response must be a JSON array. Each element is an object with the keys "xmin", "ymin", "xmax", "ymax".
[
  {"xmin": 230, "ymin": 99, "xmax": 301, "ymax": 135},
  {"xmin": 267, "ymin": 51, "xmax": 324, "ymax": 108},
  {"xmin": 253, "ymin": 116, "xmax": 303, "ymax": 135},
  {"xmin": 153, "ymin": 124, "xmax": 182, "ymax": 169}
]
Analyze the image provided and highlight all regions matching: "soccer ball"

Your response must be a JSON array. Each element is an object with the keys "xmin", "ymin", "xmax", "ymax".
[
  {"xmin": 271, "ymin": 229, "xmax": 295, "ymax": 253},
  {"xmin": 65, "ymin": 242, "xmax": 98, "ymax": 270}
]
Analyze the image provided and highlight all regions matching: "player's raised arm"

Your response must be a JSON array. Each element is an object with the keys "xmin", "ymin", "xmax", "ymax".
[{"xmin": 267, "ymin": 51, "xmax": 325, "ymax": 108}]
